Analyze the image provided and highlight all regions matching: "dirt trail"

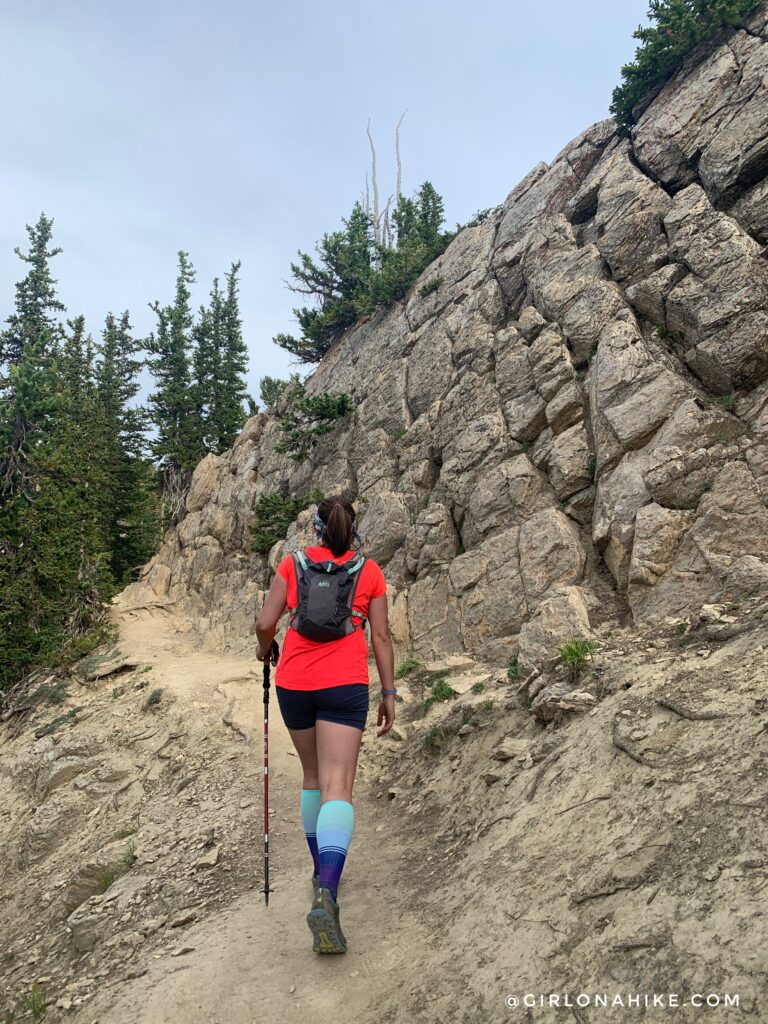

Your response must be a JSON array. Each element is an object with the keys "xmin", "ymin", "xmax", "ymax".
[
  {"xmin": 6, "ymin": 599, "xmax": 767, "ymax": 1023},
  {"xmin": 65, "ymin": 605, "xmax": 424, "ymax": 1024}
]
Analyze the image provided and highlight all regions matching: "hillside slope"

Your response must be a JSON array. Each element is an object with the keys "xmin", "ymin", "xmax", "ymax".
[{"xmin": 3, "ymin": 7, "xmax": 768, "ymax": 1023}]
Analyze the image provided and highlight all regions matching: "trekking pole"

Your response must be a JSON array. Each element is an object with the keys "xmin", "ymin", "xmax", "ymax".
[{"xmin": 261, "ymin": 639, "xmax": 279, "ymax": 906}]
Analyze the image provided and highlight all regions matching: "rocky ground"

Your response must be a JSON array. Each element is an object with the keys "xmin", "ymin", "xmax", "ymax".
[{"xmin": 1, "ymin": 596, "xmax": 766, "ymax": 1023}]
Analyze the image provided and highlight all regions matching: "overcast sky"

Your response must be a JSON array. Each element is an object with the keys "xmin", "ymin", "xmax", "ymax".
[{"xmin": 1, "ymin": 0, "xmax": 649, "ymax": 401}]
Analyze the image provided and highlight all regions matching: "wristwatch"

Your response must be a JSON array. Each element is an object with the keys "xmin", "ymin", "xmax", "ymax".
[{"xmin": 380, "ymin": 687, "xmax": 397, "ymax": 696}]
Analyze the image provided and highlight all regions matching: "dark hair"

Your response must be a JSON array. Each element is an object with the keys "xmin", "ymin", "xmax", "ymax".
[{"xmin": 317, "ymin": 496, "xmax": 356, "ymax": 557}]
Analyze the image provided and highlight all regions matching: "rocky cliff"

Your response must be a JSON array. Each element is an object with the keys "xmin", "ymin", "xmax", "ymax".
[{"xmin": 122, "ymin": 7, "xmax": 768, "ymax": 704}]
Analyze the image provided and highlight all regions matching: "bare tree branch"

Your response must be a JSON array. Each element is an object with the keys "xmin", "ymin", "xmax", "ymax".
[
  {"xmin": 366, "ymin": 118, "xmax": 381, "ymax": 248},
  {"xmin": 382, "ymin": 194, "xmax": 393, "ymax": 250},
  {"xmin": 395, "ymin": 109, "xmax": 407, "ymax": 201}
]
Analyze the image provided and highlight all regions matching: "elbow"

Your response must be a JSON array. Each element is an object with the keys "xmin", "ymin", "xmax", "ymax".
[
  {"xmin": 255, "ymin": 615, "xmax": 270, "ymax": 635},
  {"xmin": 371, "ymin": 624, "xmax": 392, "ymax": 645}
]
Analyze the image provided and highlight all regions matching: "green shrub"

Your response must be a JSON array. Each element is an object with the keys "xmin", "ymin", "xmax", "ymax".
[
  {"xmin": 507, "ymin": 657, "xmax": 521, "ymax": 681},
  {"xmin": 611, "ymin": 0, "xmax": 762, "ymax": 132},
  {"xmin": 558, "ymin": 638, "xmax": 597, "ymax": 673},
  {"xmin": 422, "ymin": 671, "xmax": 457, "ymax": 710},
  {"xmin": 471, "ymin": 681, "xmax": 485, "ymax": 694},
  {"xmin": 423, "ymin": 724, "xmax": 451, "ymax": 753},
  {"xmin": 259, "ymin": 375, "xmax": 289, "ymax": 409},
  {"xmin": 121, "ymin": 841, "xmax": 137, "ymax": 869},
  {"xmin": 143, "ymin": 687, "xmax": 164, "ymax": 710},
  {"xmin": 23, "ymin": 983, "xmax": 51, "ymax": 1020},
  {"xmin": 29, "ymin": 680, "xmax": 69, "ymax": 706},
  {"xmin": 587, "ymin": 455, "xmax": 597, "ymax": 480},
  {"xmin": 719, "ymin": 394, "xmax": 736, "ymax": 411},
  {"xmin": 274, "ymin": 183, "xmax": 453, "ymax": 363},
  {"xmin": 251, "ymin": 488, "xmax": 323, "ymax": 554},
  {"xmin": 418, "ymin": 275, "xmax": 443, "ymax": 298},
  {"xmin": 395, "ymin": 658, "xmax": 421, "ymax": 679},
  {"xmin": 274, "ymin": 379, "xmax": 354, "ymax": 462},
  {"xmin": 34, "ymin": 706, "xmax": 82, "ymax": 738},
  {"xmin": 458, "ymin": 205, "xmax": 502, "ymax": 229}
]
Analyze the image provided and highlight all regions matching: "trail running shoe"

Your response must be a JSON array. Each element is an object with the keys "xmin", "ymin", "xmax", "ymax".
[{"xmin": 306, "ymin": 886, "xmax": 347, "ymax": 954}]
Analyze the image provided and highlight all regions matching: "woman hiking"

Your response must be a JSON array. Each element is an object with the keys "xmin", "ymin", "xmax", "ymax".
[{"xmin": 255, "ymin": 495, "xmax": 396, "ymax": 954}]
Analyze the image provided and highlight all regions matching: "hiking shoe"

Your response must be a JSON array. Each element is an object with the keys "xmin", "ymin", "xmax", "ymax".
[{"xmin": 306, "ymin": 886, "xmax": 347, "ymax": 954}]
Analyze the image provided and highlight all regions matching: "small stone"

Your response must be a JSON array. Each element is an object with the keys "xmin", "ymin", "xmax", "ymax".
[
  {"xmin": 171, "ymin": 946, "xmax": 195, "ymax": 956},
  {"xmin": 195, "ymin": 846, "xmax": 220, "ymax": 868},
  {"xmin": 457, "ymin": 724, "xmax": 475, "ymax": 737},
  {"xmin": 169, "ymin": 909, "xmax": 198, "ymax": 928}
]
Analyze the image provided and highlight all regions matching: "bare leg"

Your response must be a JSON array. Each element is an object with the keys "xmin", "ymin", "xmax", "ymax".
[
  {"xmin": 316, "ymin": 720, "xmax": 363, "ymax": 803},
  {"xmin": 287, "ymin": 727, "xmax": 319, "ymax": 789}
]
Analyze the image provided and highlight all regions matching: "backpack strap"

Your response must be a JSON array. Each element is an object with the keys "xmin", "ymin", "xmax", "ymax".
[
  {"xmin": 346, "ymin": 555, "xmax": 367, "ymax": 630},
  {"xmin": 288, "ymin": 549, "xmax": 309, "ymax": 620}
]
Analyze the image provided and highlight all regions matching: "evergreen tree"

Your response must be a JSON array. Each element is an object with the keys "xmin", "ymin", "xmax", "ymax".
[
  {"xmin": 274, "ymin": 185, "xmax": 452, "ymax": 363},
  {"xmin": 1, "ymin": 213, "xmax": 64, "ymax": 369},
  {"xmin": 611, "ymin": 0, "xmax": 763, "ymax": 131},
  {"xmin": 0, "ymin": 215, "xmax": 65, "ymax": 501},
  {"xmin": 217, "ymin": 261, "xmax": 251, "ymax": 450},
  {"xmin": 0, "ymin": 226, "xmax": 115, "ymax": 691},
  {"xmin": 191, "ymin": 287, "xmax": 220, "ymax": 453},
  {"xmin": 147, "ymin": 251, "xmax": 199, "ymax": 519},
  {"xmin": 96, "ymin": 311, "xmax": 160, "ymax": 583}
]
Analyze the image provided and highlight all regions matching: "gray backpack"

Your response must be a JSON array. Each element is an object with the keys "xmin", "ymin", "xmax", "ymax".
[{"xmin": 289, "ymin": 549, "xmax": 367, "ymax": 642}]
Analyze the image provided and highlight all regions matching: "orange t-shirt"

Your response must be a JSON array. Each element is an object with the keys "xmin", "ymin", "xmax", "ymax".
[{"xmin": 273, "ymin": 545, "xmax": 387, "ymax": 691}]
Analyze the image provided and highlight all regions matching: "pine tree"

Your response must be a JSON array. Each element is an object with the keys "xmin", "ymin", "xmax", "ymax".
[
  {"xmin": 191, "ymin": 281, "xmax": 222, "ymax": 453},
  {"xmin": 217, "ymin": 261, "xmax": 250, "ymax": 450},
  {"xmin": 0, "ymin": 228, "xmax": 115, "ymax": 691},
  {"xmin": 1, "ymin": 213, "xmax": 65, "ymax": 369},
  {"xmin": 611, "ymin": 0, "xmax": 763, "ymax": 130},
  {"xmin": 96, "ymin": 311, "xmax": 160, "ymax": 584},
  {"xmin": 0, "ymin": 215, "xmax": 65, "ymax": 501},
  {"xmin": 147, "ymin": 251, "xmax": 199, "ymax": 521},
  {"xmin": 274, "ymin": 185, "xmax": 453, "ymax": 362}
]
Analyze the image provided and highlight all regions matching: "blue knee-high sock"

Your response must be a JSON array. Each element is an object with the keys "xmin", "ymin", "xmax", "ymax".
[
  {"xmin": 300, "ymin": 788, "xmax": 322, "ymax": 875},
  {"xmin": 316, "ymin": 799, "xmax": 355, "ymax": 901}
]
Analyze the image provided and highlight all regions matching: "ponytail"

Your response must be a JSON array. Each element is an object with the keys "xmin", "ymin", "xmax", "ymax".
[{"xmin": 317, "ymin": 496, "xmax": 355, "ymax": 557}]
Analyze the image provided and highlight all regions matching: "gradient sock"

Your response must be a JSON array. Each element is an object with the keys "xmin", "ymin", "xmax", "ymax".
[
  {"xmin": 300, "ymin": 788, "xmax": 322, "ymax": 876},
  {"xmin": 316, "ymin": 799, "xmax": 355, "ymax": 901}
]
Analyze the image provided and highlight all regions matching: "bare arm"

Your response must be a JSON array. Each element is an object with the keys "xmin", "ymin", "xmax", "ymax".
[
  {"xmin": 368, "ymin": 593, "xmax": 396, "ymax": 736},
  {"xmin": 255, "ymin": 573, "xmax": 288, "ymax": 660}
]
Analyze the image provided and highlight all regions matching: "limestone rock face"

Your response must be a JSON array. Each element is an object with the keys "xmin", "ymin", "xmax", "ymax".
[{"xmin": 119, "ymin": 20, "xmax": 768, "ymax": 667}]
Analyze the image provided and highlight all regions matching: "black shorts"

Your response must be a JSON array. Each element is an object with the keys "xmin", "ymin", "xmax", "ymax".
[{"xmin": 275, "ymin": 683, "xmax": 369, "ymax": 732}]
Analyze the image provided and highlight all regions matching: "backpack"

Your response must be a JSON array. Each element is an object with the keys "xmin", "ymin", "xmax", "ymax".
[{"xmin": 288, "ymin": 548, "xmax": 367, "ymax": 642}]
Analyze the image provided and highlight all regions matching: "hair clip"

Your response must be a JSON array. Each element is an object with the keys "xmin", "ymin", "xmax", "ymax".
[{"xmin": 312, "ymin": 511, "xmax": 325, "ymax": 539}]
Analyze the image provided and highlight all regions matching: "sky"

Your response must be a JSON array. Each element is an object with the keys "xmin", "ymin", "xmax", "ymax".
[{"xmin": 1, "ymin": 0, "xmax": 650, "ymax": 402}]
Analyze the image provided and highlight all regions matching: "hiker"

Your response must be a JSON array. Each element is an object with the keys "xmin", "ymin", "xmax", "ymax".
[{"xmin": 254, "ymin": 495, "xmax": 396, "ymax": 954}]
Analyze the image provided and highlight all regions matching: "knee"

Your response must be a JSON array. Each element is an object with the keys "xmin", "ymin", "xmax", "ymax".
[{"xmin": 320, "ymin": 779, "xmax": 354, "ymax": 803}]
